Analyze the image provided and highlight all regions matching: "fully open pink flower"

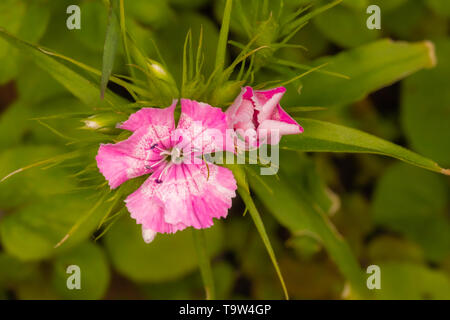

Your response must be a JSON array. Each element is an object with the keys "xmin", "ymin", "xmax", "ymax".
[
  {"xmin": 226, "ymin": 86, "xmax": 303, "ymax": 148},
  {"xmin": 96, "ymin": 99, "xmax": 237, "ymax": 243}
]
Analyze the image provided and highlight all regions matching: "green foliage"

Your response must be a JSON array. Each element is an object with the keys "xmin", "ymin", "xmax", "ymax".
[
  {"xmin": 51, "ymin": 242, "xmax": 110, "ymax": 299},
  {"xmin": 425, "ymin": 0, "xmax": 450, "ymax": 18},
  {"xmin": 0, "ymin": 28, "xmax": 124, "ymax": 108},
  {"xmin": 0, "ymin": 0, "xmax": 50, "ymax": 84},
  {"xmin": 244, "ymin": 163, "xmax": 370, "ymax": 298},
  {"xmin": 374, "ymin": 263, "xmax": 450, "ymax": 299},
  {"xmin": 314, "ymin": 0, "xmax": 380, "ymax": 48},
  {"xmin": 104, "ymin": 216, "xmax": 224, "ymax": 283},
  {"xmin": 373, "ymin": 163, "xmax": 450, "ymax": 262},
  {"xmin": 0, "ymin": 192, "xmax": 105, "ymax": 261},
  {"xmin": 280, "ymin": 118, "xmax": 446, "ymax": 174},
  {"xmin": 294, "ymin": 39, "xmax": 436, "ymax": 107},
  {"xmin": 76, "ymin": 1, "xmax": 109, "ymax": 52},
  {"xmin": 100, "ymin": 0, "xmax": 120, "ymax": 99},
  {"xmin": 0, "ymin": 0, "xmax": 449, "ymax": 300},
  {"xmin": 0, "ymin": 253, "xmax": 38, "ymax": 286},
  {"xmin": 232, "ymin": 165, "xmax": 289, "ymax": 299},
  {"xmin": 0, "ymin": 146, "xmax": 76, "ymax": 208},
  {"xmin": 402, "ymin": 39, "xmax": 450, "ymax": 167}
]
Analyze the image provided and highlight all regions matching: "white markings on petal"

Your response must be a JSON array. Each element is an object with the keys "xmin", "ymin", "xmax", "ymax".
[{"xmin": 142, "ymin": 227, "xmax": 157, "ymax": 244}]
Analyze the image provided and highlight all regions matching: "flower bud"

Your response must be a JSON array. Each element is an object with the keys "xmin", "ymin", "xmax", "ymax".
[
  {"xmin": 81, "ymin": 112, "xmax": 125, "ymax": 134},
  {"xmin": 146, "ymin": 59, "xmax": 179, "ymax": 101},
  {"xmin": 147, "ymin": 59, "xmax": 173, "ymax": 82}
]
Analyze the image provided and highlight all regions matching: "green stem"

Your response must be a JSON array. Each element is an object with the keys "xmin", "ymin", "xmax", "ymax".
[{"xmin": 192, "ymin": 229, "xmax": 215, "ymax": 300}]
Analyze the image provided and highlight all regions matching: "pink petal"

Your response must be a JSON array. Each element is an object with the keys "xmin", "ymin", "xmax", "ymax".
[
  {"xmin": 274, "ymin": 104, "xmax": 304, "ymax": 132},
  {"xmin": 225, "ymin": 86, "xmax": 254, "ymax": 128},
  {"xmin": 257, "ymin": 119, "xmax": 303, "ymax": 145},
  {"xmin": 177, "ymin": 99, "xmax": 234, "ymax": 154},
  {"xmin": 120, "ymin": 100, "xmax": 177, "ymax": 133},
  {"xmin": 141, "ymin": 227, "xmax": 157, "ymax": 243},
  {"xmin": 253, "ymin": 87, "xmax": 286, "ymax": 124},
  {"xmin": 234, "ymin": 99, "xmax": 254, "ymax": 127},
  {"xmin": 96, "ymin": 126, "xmax": 170, "ymax": 189},
  {"xmin": 125, "ymin": 162, "xmax": 237, "ymax": 234}
]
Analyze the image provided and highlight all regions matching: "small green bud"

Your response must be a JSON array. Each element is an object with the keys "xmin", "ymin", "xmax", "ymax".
[
  {"xmin": 147, "ymin": 59, "xmax": 173, "ymax": 81},
  {"xmin": 146, "ymin": 59, "xmax": 179, "ymax": 102},
  {"xmin": 81, "ymin": 112, "xmax": 125, "ymax": 135}
]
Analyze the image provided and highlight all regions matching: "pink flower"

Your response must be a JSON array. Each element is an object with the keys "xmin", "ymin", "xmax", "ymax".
[
  {"xmin": 96, "ymin": 99, "xmax": 237, "ymax": 243},
  {"xmin": 225, "ymin": 86, "xmax": 303, "ymax": 148}
]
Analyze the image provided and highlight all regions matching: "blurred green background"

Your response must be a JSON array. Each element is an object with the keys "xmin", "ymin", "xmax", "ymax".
[{"xmin": 0, "ymin": 0, "xmax": 449, "ymax": 300}]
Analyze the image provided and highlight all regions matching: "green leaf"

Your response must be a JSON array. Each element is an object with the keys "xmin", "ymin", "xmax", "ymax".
[
  {"xmin": 24, "ymin": 96, "xmax": 93, "ymax": 144},
  {"xmin": 125, "ymin": 0, "xmax": 173, "ymax": 28},
  {"xmin": 16, "ymin": 62, "xmax": 67, "ymax": 104},
  {"xmin": 231, "ymin": 166, "xmax": 289, "ymax": 299},
  {"xmin": 367, "ymin": 235, "xmax": 424, "ymax": 264},
  {"xmin": 342, "ymin": 0, "xmax": 368, "ymax": 10},
  {"xmin": 0, "ymin": 0, "xmax": 50, "ymax": 84},
  {"xmin": 282, "ymin": 0, "xmax": 344, "ymax": 38},
  {"xmin": 119, "ymin": 0, "xmax": 136, "ymax": 80},
  {"xmin": 215, "ymin": 0, "xmax": 233, "ymax": 73},
  {"xmin": 425, "ymin": 0, "xmax": 450, "ymax": 18},
  {"xmin": 75, "ymin": 1, "xmax": 109, "ymax": 52},
  {"xmin": 0, "ymin": 96, "xmax": 92, "ymax": 149},
  {"xmin": 372, "ymin": 163, "xmax": 450, "ymax": 262},
  {"xmin": 370, "ymin": 0, "xmax": 406, "ymax": 12},
  {"xmin": 104, "ymin": 216, "xmax": 224, "ymax": 283},
  {"xmin": 292, "ymin": 39, "xmax": 436, "ymax": 107},
  {"xmin": 0, "ymin": 193, "xmax": 104, "ymax": 261},
  {"xmin": 373, "ymin": 263, "xmax": 450, "ymax": 299},
  {"xmin": 383, "ymin": 1, "xmax": 427, "ymax": 40},
  {"xmin": 155, "ymin": 12, "xmax": 220, "ymax": 81},
  {"xmin": 279, "ymin": 151, "xmax": 338, "ymax": 215},
  {"xmin": 313, "ymin": 0, "xmax": 379, "ymax": 48},
  {"xmin": 280, "ymin": 118, "xmax": 449, "ymax": 175},
  {"xmin": 244, "ymin": 165, "xmax": 370, "ymax": 298},
  {"xmin": 0, "ymin": 100, "xmax": 32, "ymax": 149},
  {"xmin": 401, "ymin": 39, "xmax": 450, "ymax": 167},
  {"xmin": 51, "ymin": 242, "xmax": 110, "ymax": 300},
  {"xmin": 100, "ymin": 0, "xmax": 120, "ymax": 99},
  {"xmin": 169, "ymin": 0, "xmax": 209, "ymax": 9},
  {"xmin": 0, "ymin": 27, "xmax": 124, "ymax": 108},
  {"xmin": 16, "ymin": 2, "xmax": 51, "ymax": 43},
  {"xmin": 192, "ymin": 229, "xmax": 215, "ymax": 300},
  {"xmin": 0, "ymin": 253, "xmax": 38, "ymax": 287},
  {"xmin": 0, "ymin": 146, "xmax": 76, "ymax": 209},
  {"xmin": 39, "ymin": 2, "xmax": 103, "ymax": 70}
]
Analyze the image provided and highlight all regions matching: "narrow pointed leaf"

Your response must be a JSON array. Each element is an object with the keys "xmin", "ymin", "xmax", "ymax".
[
  {"xmin": 245, "ymin": 166, "xmax": 370, "ymax": 298},
  {"xmin": 100, "ymin": 0, "xmax": 120, "ymax": 99},
  {"xmin": 0, "ymin": 28, "xmax": 124, "ymax": 107},
  {"xmin": 281, "ymin": 118, "xmax": 449, "ymax": 175},
  {"xmin": 192, "ymin": 229, "xmax": 215, "ymax": 300},
  {"xmin": 297, "ymin": 39, "xmax": 436, "ymax": 107},
  {"xmin": 215, "ymin": 0, "xmax": 232, "ymax": 72},
  {"xmin": 231, "ymin": 166, "xmax": 289, "ymax": 300}
]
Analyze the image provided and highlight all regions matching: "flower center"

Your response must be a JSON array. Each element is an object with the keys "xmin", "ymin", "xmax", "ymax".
[
  {"xmin": 146, "ymin": 144, "xmax": 190, "ymax": 184},
  {"xmin": 169, "ymin": 147, "xmax": 184, "ymax": 165}
]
